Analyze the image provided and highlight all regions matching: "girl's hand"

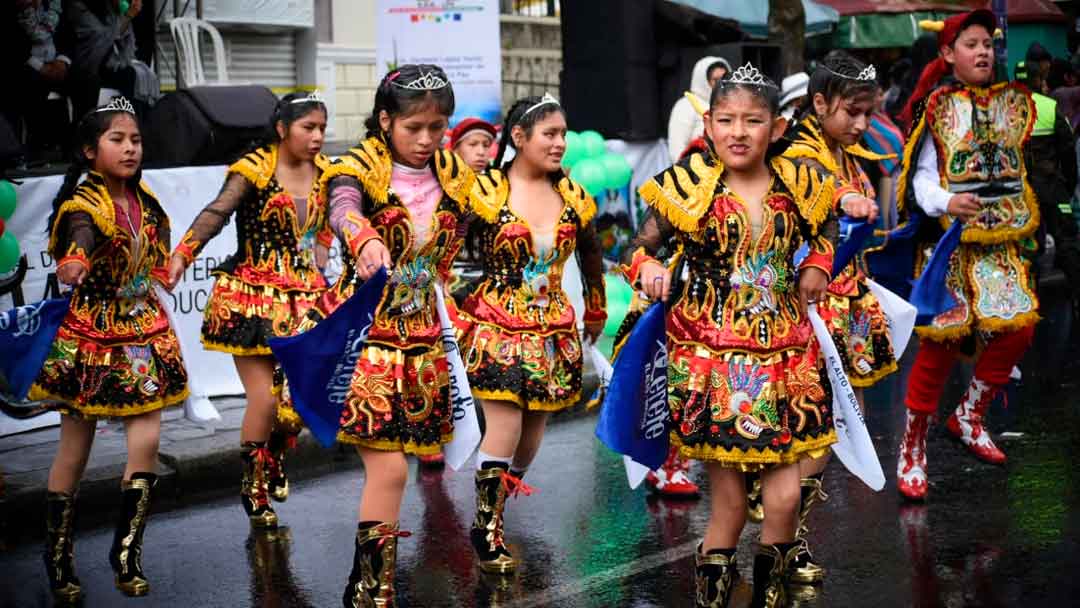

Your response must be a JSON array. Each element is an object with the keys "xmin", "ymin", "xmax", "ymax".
[
  {"xmin": 798, "ymin": 266, "xmax": 829, "ymax": 314},
  {"xmin": 841, "ymin": 195, "xmax": 879, "ymax": 223},
  {"xmin": 166, "ymin": 254, "xmax": 187, "ymax": 291},
  {"xmin": 315, "ymin": 243, "xmax": 329, "ymax": 270},
  {"xmin": 356, "ymin": 239, "xmax": 392, "ymax": 281},
  {"xmin": 57, "ymin": 263, "xmax": 87, "ymax": 287},
  {"xmin": 947, "ymin": 193, "xmax": 980, "ymax": 223},
  {"xmin": 583, "ymin": 320, "xmax": 604, "ymax": 344},
  {"xmin": 639, "ymin": 260, "xmax": 671, "ymax": 303}
]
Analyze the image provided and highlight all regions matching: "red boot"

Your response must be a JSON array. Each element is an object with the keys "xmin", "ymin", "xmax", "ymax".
[
  {"xmin": 646, "ymin": 445, "xmax": 700, "ymax": 498},
  {"xmin": 945, "ymin": 378, "xmax": 1006, "ymax": 465},
  {"xmin": 897, "ymin": 411, "xmax": 929, "ymax": 501}
]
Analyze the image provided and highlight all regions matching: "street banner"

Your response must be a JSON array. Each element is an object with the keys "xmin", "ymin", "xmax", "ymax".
[{"xmin": 375, "ymin": 0, "xmax": 502, "ymax": 125}]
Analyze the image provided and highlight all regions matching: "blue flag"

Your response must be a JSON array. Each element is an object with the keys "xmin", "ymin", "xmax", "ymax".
[
  {"xmin": 832, "ymin": 219, "xmax": 875, "ymax": 277},
  {"xmin": 864, "ymin": 213, "xmax": 923, "ymax": 299},
  {"xmin": 910, "ymin": 221, "xmax": 962, "ymax": 325},
  {"xmin": 0, "ymin": 297, "xmax": 70, "ymax": 401},
  {"xmin": 595, "ymin": 302, "xmax": 670, "ymax": 470},
  {"xmin": 268, "ymin": 268, "xmax": 388, "ymax": 447}
]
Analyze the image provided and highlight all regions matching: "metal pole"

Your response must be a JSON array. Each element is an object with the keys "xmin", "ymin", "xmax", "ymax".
[
  {"xmin": 197, "ymin": 0, "xmax": 203, "ymax": 19},
  {"xmin": 173, "ymin": 0, "xmax": 182, "ymax": 89},
  {"xmin": 993, "ymin": 0, "xmax": 1008, "ymax": 81}
]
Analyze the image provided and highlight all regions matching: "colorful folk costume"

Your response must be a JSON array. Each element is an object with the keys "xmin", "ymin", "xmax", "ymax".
[
  {"xmin": 30, "ymin": 172, "xmax": 190, "ymax": 600},
  {"xmin": 173, "ymin": 144, "xmax": 334, "ymax": 525},
  {"xmin": 455, "ymin": 168, "xmax": 606, "ymax": 573},
  {"xmin": 774, "ymin": 113, "xmax": 901, "ymax": 582},
  {"xmin": 896, "ymin": 50, "xmax": 1040, "ymax": 498},
  {"xmin": 626, "ymin": 150, "xmax": 838, "ymax": 606},
  {"xmin": 303, "ymin": 136, "xmax": 474, "ymax": 606}
]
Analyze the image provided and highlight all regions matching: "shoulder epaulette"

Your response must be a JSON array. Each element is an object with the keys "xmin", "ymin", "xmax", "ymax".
[
  {"xmin": 471, "ymin": 169, "xmax": 508, "ymax": 223},
  {"xmin": 558, "ymin": 176, "xmax": 597, "ymax": 226},
  {"xmin": 782, "ymin": 117, "xmax": 840, "ymax": 174},
  {"xmin": 327, "ymin": 137, "xmax": 393, "ymax": 205},
  {"xmin": 771, "ymin": 156, "xmax": 834, "ymax": 234},
  {"xmin": 433, "ymin": 149, "xmax": 475, "ymax": 212},
  {"xmin": 227, "ymin": 146, "xmax": 277, "ymax": 190},
  {"xmin": 637, "ymin": 151, "xmax": 723, "ymax": 233},
  {"xmin": 48, "ymin": 175, "xmax": 116, "ymax": 255}
]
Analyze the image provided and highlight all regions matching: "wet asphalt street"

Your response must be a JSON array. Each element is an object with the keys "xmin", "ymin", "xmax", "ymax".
[{"xmin": 2, "ymin": 349, "xmax": 1080, "ymax": 607}]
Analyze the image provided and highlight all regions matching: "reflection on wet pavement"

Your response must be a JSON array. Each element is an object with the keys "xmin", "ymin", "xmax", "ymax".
[{"xmin": 2, "ymin": 346, "xmax": 1080, "ymax": 607}]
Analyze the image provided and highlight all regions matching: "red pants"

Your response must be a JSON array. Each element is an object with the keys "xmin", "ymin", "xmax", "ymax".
[{"xmin": 904, "ymin": 325, "xmax": 1035, "ymax": 414}]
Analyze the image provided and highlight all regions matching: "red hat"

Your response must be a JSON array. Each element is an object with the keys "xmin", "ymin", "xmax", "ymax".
[
  {"xmin": 449, "ymin": 118, "xmax": 497, "ymax": 150},
  {"xmin": 899, "ymin": 9, "xmax": 998, "ymax": 128}
]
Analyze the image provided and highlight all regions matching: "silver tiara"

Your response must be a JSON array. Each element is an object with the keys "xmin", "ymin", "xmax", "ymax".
[
  {"xmin": 291, "ymin": 90, "xmax": 326, "ymax": 105},
  {"xmin": 728, "ymin": 63, "xmax": 777, "ymax": 89},
  {"xmin": 522, "ymin": 92, "xmax": 560, "ymax": 118},
  {"xmin": 95, "ymin": 96, "xmax": 136, "ymax": 115},
  {"xmin": 391, "ymin": 70, "xmax": 449, "ymax": 91},
  {"xmin": 822, "ymin": 64, "xmax": 877, "ymax": 82}
]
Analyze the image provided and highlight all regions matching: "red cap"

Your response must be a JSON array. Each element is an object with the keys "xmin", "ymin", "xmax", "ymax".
[
  {"xmin": 449, "ymin": 118, "xmax": 497, "ymax": 150},
  {"xmin": 899, "ymin": 9, "xmax": 998, "ymax": 128}
]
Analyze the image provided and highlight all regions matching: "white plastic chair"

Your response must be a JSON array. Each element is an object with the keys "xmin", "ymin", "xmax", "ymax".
[{"xmin": 169, "ymin": 18, "xmax": 229, "ymax": 87}]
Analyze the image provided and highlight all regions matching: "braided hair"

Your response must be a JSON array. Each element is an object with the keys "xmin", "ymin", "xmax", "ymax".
[
  {"xmin": 797, "ymin": 50, "xmax": 880, "ymax": 123},
  {"xmin": 363, "ymin": 64, "xmax": 455, "ymax": 141},
  {"xmin": 46, "ymin": 106, "xmax": 142, "ymax": 238},
  {"xmin": 492, "ymin": 95, "xmax": 565, "ymax": 170}
]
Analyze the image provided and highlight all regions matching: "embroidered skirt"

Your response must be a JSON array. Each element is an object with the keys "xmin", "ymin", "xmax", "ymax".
[
  {"xmin": 30, "ymin": 320, "xmax": 189, "ymax": 419},
  {"xmin": 818, "ymin": 280, "xmax": 898, "ymax": 388},
  {"xmin": 201, "ymin": 272, "xmax": 323, "ymax": 356},
  {"xmin": 668, "ymin": 341, "xmax": 836, "ymax": 471},
  {"xmin": 461, "ymin": 321, "xmax": 583, "ymax": 412}
]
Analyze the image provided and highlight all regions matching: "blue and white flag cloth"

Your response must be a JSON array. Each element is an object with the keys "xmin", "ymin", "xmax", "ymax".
[
  {"xmin": 0, "ymin": 297, "xmax": 70, "ymax": 401},
  {"xmin": 269, "ymin": 269, "xmax": 388, "ymax": 447},
  {"xmin": 832, "ymin": 219, "xmax": 876, "ymax": 277},
  {"xmin": 909, "ymin": 220, "xmax": 962, "ymax": 325},
  {"xmin": 435, "ymin": 285, "xmax": 481, "ymax": 471},
  {"xmin": 595, "ymin": 302, "xmax": 670, "ymax": 475}
]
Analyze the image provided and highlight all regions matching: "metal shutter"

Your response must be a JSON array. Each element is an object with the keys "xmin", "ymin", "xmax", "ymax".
[{"xmin": 158, "ymin": 31, "xmax": 298, "ymax": 92}]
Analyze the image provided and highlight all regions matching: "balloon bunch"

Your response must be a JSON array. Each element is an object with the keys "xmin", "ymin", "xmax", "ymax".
[
  {"xmin": 563, "ymin": 130, "xmax": 633, "ymax": 197},
  {"xmin": 0, "ymin": 180, "xmax": 20, "ymax": 274}
]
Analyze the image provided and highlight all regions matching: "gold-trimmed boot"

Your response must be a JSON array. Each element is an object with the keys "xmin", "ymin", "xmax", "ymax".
[
  {"xmin": 267, "ymin": 430, "xmax": 298, "ymax": 502},
  {"xmin": 751, "ymin": 541, "xmax": 799, "ymax": 608},
  {"xmin": 470, "ymin": 463, "xmax": 517, "ymax": 574},
  {"xmin": 694, "ymin": 544, "xmax": 736, "ymax": 607},
  {"xmin": 241, "ymin": 441, "xmax": 278, "ymax": 528},
  {"xmin": 44, "ymin": 490, "xmax": 82, "ymax": 603},
  {"xmin": 789, "ymin": 473, "xmax": 827, "ymax": 584},
  {"xmin": 108, "ymin": 472, "xmax": 156, "ymax": 597},
  {"xmin": 746, "ymin": 472, "xmax": 764, "ymax": 524},
  {"xmin": 342, "ymin": 521, "xmax": 410, "ymax": 608}
]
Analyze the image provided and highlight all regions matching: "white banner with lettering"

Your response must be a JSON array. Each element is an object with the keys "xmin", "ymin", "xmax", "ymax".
[
  {"xmin": 375, "ymin": 0, "xmax": 502, "ymax": 125},
  {"xmin": 1, "ymin": 166, "xmax": 251, "ymax": 436}
]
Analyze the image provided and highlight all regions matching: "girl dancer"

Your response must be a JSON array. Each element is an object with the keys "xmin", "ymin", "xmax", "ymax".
[
  {"xmin": 771, "ymin": 50, "xmax": 896, "ymax": 585},
  {"xmin": 31, "ymin": 97, "xmax": 189, "ymax": 601},
  {"xmin": 305, "ymin": 64, "xmax": 474, "ymax": 607},
  {"xmin": 167, "ymin": 92, "xmax": 332, "ymax": 527},
  {"xmin": 627, "ymin": 64, "xmax": 838, "ymax": 608},
  {"xmin": 895, "ymin": 10, "xmax": 1039, "ymax": 500},
  {"xmin": 456, "ymin": 94, "xmax": 606, "ymax": 574}
]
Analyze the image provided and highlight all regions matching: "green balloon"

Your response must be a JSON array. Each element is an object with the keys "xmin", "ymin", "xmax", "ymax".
[
  {"xmin": 580, "ymin": 130, "xmax": 606, "ymax": 159},
  {"xmin": 562, "ymin": 131, "xmax": 584, "ymax": 168},
  {"xmin": 0, "ymin": 232, "xmax": 20, "ymax": 274},
  {"xmin": 600, "ymin": 154, "xmax": 633, "ymax": 190},
  {"xmin": 602, "ymin": 273, "xmax": 633, "ymax": 336},
  {"xmin": 571, "ymin": 157, "xmax": 607, "ymax": 197},
  {"xmin": 0, "ymin": 181, "xmax": 15, "ymax": 221}
]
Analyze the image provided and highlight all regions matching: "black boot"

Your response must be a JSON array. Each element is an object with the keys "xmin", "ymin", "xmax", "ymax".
[
  {"xmin": 241, "ymin": 442, "xmax": 278, "ymax": 528},
  {"xmin": 470, "ymin": 463, "xmax": 517, "ymax": 574},
  {"xmin": 342, "ymin": 521, "xmax": 407, "ymax": 608},
  {"xmin": 108, "ymin": 472, "xmax": 157, "ymax": 597},
  {"xmin": 44, "ymin": 490, "xmax": 82, "ymax": 603},
  {"xmin": 694, "ymin": 544, "xmax": 737, "ymax": 607},
  {"xmin": 790, "ymin": 474, "xmax": 827, "ymax": 584},
  {"xmin": 746, "ymin": 472, "xmax": 764, "ymax": 523},
  {"xmin": 751, "ymin": 541, "xmax": 799, "ymax": 608},
  {"xmin": 267, "ymin": 430, "xmax": 297, "ymax": 502}
]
